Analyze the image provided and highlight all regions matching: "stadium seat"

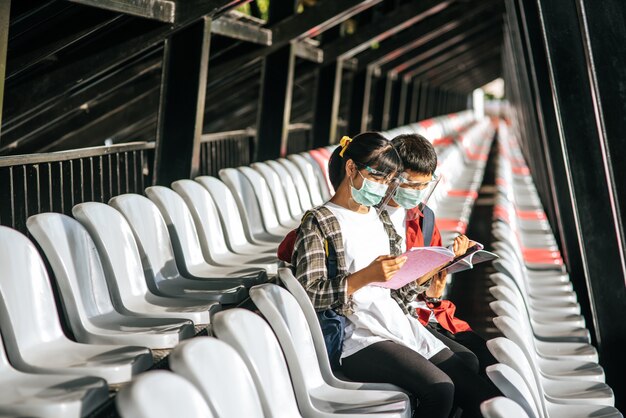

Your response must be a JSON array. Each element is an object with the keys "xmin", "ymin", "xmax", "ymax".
[
  {"xmin": 252, "ymin": 161, "xmax": 304, "ymax": 221},
  {"xmin": 480, "ymin": 396, "xmax": 531, "ymax": 418}
]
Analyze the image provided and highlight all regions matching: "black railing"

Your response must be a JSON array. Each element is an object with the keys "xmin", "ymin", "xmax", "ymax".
[
  {"xmin": 0, "ymin": 142, "xmax": 155, "ymax": 234},
  {"xmin": 286, "ymin": 123, "xmax": 313, "ymax": 155},
  {"xmin": 199, "ymin": 129, "xmax": 255, "ymax": 177}
]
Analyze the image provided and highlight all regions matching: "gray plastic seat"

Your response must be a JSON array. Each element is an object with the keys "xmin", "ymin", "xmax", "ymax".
[
  {"xmin": 0, "ymin": 226, "xmax": 153, "ymax": 384},
  {"xmin": 171, "ymin": 179, "xmax": 278, "ymax": 275},
  {"xmin": 116, "ymin": 370, "xmax": 213, "ymax": 418},
  {"xmin": 170, "ymin": 337, "xmax": 264, "ymax": 418},
  {"xmin": 250, "ymin": 283, "xmax": 411, "ymax": 418},
  {"xmin": 0, "ymin": 326, "xmax": 108, "ymax": 418},
  {"xmin": 266, "ymin": 159, "xmax": 311, "ymax": 215},
  {"xmin": 287, "ymin": 154, "xmax": 325, "ymax": 206},
  {"xmin": 219, "ymin": 168, "xmax": 292, "ymax": 239},
  {"xmin": 73, "ymin": 202, "xmax": 215, "ymax": 325},
  {"xmin": 278, "ymin": 157, "xmax": 318, "ymax": 209},
  {"xmin": 211, "ymin": 309, "xmax": 303, "ymax": 418},
  {"xmin": 195, "ymin": 175, "xmax": 280, "ymax": 251},
  {"xmin": 111, "ymin": 191, "xmax": 249, "ymax": 304},
  {"xmin": 238, "ymin": 165, "xmax": 300, "ymax": 229},
  {"xmin": 252, "ymin": 161, "xmax": 303, "ymax": 221},
  {"xmin": 27, "ymin": 213, "xmax": 195, "ymax": 349}
]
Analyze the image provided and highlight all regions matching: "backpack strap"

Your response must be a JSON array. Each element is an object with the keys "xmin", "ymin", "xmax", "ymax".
[{"xmin": 421, "ymin": 204, "xmax": 435, "ymax": 247}]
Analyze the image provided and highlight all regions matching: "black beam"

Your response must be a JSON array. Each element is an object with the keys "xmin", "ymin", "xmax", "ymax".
[
  {"xmin": 421, "ymin": 46, "xmax": 501, "ymax": 86},
  {"xmin": 0, "ymin": 0, "xmax": 9, "ymax": 139},
  {"xmin": 447, "ymin": 62, "xmax": 501, "ymax": 93},
  {"xmin": 347, "ymin": 69, "xmax": 369, "ymax": 136},
  {"xmin": 255, "ymin": 0, "xmax": 296, "ymax": 161},
  {"xmin": 357, "ymin": 2, "xmax": 501, "ymax": 71},
  {"xmin": 211, "ymin": 11, "xmax": 271, "ymax": 45},
  {"xmin": 370, "ymin": 74, "xmax": 387, "ymax": 131},
  {"xmin": 397, "ymin": 77, "xmax": 411, "ymax": 126},
  {"xmin": 409, "ymin": 79, "xmax": 421, "ymax": 123},
  {"xmin": 526, "ymin": 0, "xmax": 626, "ymax": 408},
  {"xmin": 66, "ymin": 0, "xmax": 176, "ymax": 22},
  {"xmin": 418, "ymin": 81, "xmax": 430, "ymax": 120},
  {"xmin": 210, "ymin": 0, "xmax": 383, "ymax": 81},
  {"xmin": 385, "ymin": 19, "xmax": 502, "ymax": 77},
  {"xmin": 323, "ymin": 0, "xmax": 455, "ymax": 62},
  {"xmin": 312, "ymin": 60, "xmax": 343, "ymax": 147},
  {"xmin": 154, "ymin": 17, "xmax": 210, "ymax": 185}
]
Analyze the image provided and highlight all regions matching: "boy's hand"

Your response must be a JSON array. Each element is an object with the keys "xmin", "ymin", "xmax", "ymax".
[
  {"xmin": 426, "ymin": 270, "xmax": 448, "ymax": 298},
  {"xmin": 452, "ymin": 235, "xmax": 472, "ymax": 257}
]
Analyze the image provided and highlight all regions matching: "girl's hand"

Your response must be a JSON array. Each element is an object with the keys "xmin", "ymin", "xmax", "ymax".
[{"xmin": 348, "ymin": 255, "xmax": 407, "ymax": 294}]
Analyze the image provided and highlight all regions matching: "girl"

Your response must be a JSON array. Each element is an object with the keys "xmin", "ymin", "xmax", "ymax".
[{"xmin": 292, "ymin": 132, "xmax": 499, "ymax": 418}]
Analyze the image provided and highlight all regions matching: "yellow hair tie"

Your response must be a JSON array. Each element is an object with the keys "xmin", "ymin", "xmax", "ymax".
[{"xmin": 339, "ymin": 136, "xmax": 352, "ymax": 157}]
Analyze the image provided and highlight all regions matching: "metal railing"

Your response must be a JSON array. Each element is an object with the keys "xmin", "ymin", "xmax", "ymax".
[{"xmin": 0, "ymin": 142, "xmax": 155, "ymax": 233}]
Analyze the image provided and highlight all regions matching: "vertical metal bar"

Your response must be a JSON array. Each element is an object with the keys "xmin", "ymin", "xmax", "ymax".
[
  {"xmin": 370, "ymin": 74, "xmax": 386, "ymax": 131},
  {"xmin": 26, "ymin": 165, "xmax": 40, "ymax": 221},
  {"xmin": 388, "ymin": 77, "xmax": 402, "ymax": 130},
  {"xmin": 347, "ymin": 69, "xmax": 367, "ymax": 136},
  {"xmin": 13, "ymin": 166, "xmax": 27, "ymax": 232},
  {"xmin": 154, "ymin": 17, "xmax": 211, "ymax": 185},
  {"xmin": 409, "ymin": 79, "xmax": 421, "ymax": 123},
  {"xmin": 94, "ymin": 156, "xmax": 103, "ymax": 202},
  {"xmin": 0, "ymin": 0, "xmax": 10, "ymax": 139}
]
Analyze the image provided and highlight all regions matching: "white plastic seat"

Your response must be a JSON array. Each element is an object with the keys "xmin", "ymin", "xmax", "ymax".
[
  {"xmin": 0, "ymin": 226, "xmax": 153, "ymax": 384},
  {"xmin": 277, "ymin": 268, "xmax": 409, "ymax": 393},
  {"xmin": 266, "ymin": 159, "xmax": 312, "ymax": 214},
  {"xmin": 73, "ymin": 202, "xmax": 215, "ymax": 325},
  {"xmin": 489, "ymin": 300, "xmax": 598, "ymax": 362},
  {"xmin": 169, "ymin": 337, "xmax": 264, "ymax": 418},
  {"xmin": 238, "ymin": 165, "xmax": 301, "ymax": 229},
  {"xmin": 287, "ymin": 154, "xmax": 325, "ymax": 206},
  {"xmin": 480, "ymin": 397, "xmax": 530, "ymax": 418},
  {"xmin": 219, "ymin": 168, "xmax": 292, "ymax": 239},
  {"xmin": 112, "ymin": 191, "xmax": 251, "ymax": 304},
  {"xmin": 0, "ymin": 327, "xmax": 109, "ymax": 418},
  {"xmin": 301, "ymin": 152, "xmax": 333, "ymax": 201},
  {"xmin": 195, "ymin": 176, "xmax": 277, "ymax": 254},
  {"xmin": 211, "ymin": 309, "xmax": 303, "ymax": 418},
  {"xmin": 116, "ymin": 370, "xmax": 213, "ymax": 418},
  {"xmin": 276, "ymin": 158, "xmax": 316, "ymax": 211},
  {"xmin": 489, "ymin": 285, "xmax": 589, "ymax": 343},
  {"xmin": 486, "ymin": 357, "xmax": 621, "ymax": 418},
  {"xmin": 172, "ymin": 179, "xmax": 279, "ymax": 275},
  {"xmin": 252, "ymin": 161, "xmax": 304, "ymax": 220},
  {"xmin": 490, "ymin": 316, "xmax": 604, "ymax": 383},
  {"xmin": 249, "ymin": 283, "xmax": 411, "ymax": 418},
  {"xmin": 27, "ymin": 213, "xmax": 195, "ymax": 349}
]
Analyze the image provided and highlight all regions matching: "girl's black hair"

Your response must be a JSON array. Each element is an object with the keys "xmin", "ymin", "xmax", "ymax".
[{"xmin": 328, "ymin": 132, "xmax": 402, "ymax": 190}]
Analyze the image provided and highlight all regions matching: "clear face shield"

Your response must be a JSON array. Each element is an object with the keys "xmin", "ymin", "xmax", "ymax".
[{"xmin": 379, "ymin": 172, "xmax": 442, "ymax": 219}]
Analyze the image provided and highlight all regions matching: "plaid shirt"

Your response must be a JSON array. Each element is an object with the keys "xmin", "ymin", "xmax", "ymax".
[{"xmin": 291, "ymin": 205, "xmax": 428, "ymax": 317}]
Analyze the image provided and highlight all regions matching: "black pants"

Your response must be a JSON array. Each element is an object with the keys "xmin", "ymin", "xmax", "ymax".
[
  {"xmin": 341, "ymin": 342, "xmax": 501, "ymax": 418},
  {"xmin": 426, "ymin": 323, "xmax": 498, "ymax": 377}
]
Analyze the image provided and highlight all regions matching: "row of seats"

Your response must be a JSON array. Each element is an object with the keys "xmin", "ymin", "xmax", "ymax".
[
  {"xmin": 0, "ymin": 111, "xmax": 485, "ymax": 417},
  {"xmin": 481, "ymin": 121, "xmax": 622, "ymax": 418},
  {"xmin": 116, "ymin": 114, "xmax": 502, "ymax": 417}
]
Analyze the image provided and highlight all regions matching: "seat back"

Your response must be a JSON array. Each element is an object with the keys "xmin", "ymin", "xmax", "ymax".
[
  {"xmin": 480, "ymin": 397, "xmax": 531, "ymax": 418},
  {"xmin": 277, "ymin": 268, "xmax": 335, "ymax": 382},
  {"xmin": 116, "ymin": 370, "xmax": 214, "ymax": 418},
  {"xmin": 249, "ymin": 283, "xmax": 326, "ymax": 390},
  {"xmin": 265, "ymin": 160, "xmax": 306, "ymax": 217},
  {"xmin": 170, "ymin": 337, "xmax": 264, "ymax": 418},
  {"xmin": 27, "ymin": 213, "xmax": 116, "ymax": 334},
  {"xmin": 486, "ymin": 337, "xmax": 546, "ymax": 418},
  {"xmin": 110, "ymin": 193, "xmax": 184, "ymax": 288},
  {"xmin": 211, "ymin": 309, "xmax": 301, "ymax": 418},
  {"xmin": 237, "ymin": 166, "xmax": 281, "ymax": 230},
  {"xmin": 301, "ymin": 152, "xmax": 332, "ymax": 201},
  {"xmin": 72, "ymin": 202, "xmax": 151, "ymax": 304},
  {"xmin": 249, "ymin": 162, "xmax": 297, "ymax": 224},
  {"xmin": 485, "ymin": 363, "xmax": 541, "ymax": 418},
  {"xmin": 0, "ymin": 226, "xmax": 66, "ymax": 360},
  {"xmin": 171, "ymin": 180, "xmax": 231, "ymax": 262},
  {"xmin": 276, "ymin": 158, "xmax": 314, "ymax": 211},
  {"xmin": 195, "ymin": 176, "xmax": 253, "ymax": 251},
  {"xmin": 287, "ymin": 154, "xmax": 324, "ymax": 206},
  {"xmin": 308, "ymin": 149, "xmax": 334, "ymax": 196},
  {"xmin": 219, "ymin": 168, "xmax": 270, "ymax": 239},
  {"xmin": 144, "ymin": 186, "xmax": 208, "ymax": 276}
]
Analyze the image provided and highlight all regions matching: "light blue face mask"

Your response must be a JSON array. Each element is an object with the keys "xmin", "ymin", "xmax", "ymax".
[
  {"xmin": 351, "ymin": 171, "xmax": 389, "ymax": 207},
  {"xmin": 393, "ymin": 186, "xmax": 426, "ymax": 209}
]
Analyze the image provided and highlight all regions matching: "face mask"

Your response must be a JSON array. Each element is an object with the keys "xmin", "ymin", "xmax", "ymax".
[
  {"xmin": 350, "ymin": 171, "xmax": 389, "ymax": 207},
  {"xmin": 393, "ymin": 186, "xmax": 426, "ymax": 209}
]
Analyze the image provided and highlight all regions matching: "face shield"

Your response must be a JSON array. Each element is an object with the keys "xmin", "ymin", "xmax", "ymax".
[{"xmin": 380, "ymin": 172, "xmax": 442, "ymax": 219}]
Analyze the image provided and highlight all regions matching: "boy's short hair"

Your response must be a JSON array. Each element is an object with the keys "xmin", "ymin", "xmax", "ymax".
[{"xmin": 391, "ymin": 134, "xmax": 437, "ymax": 174}]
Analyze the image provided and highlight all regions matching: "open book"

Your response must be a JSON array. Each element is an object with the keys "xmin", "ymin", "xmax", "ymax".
[{"xmin": 370, "ymin": 242, "xmax": 498, "ymax": 290}]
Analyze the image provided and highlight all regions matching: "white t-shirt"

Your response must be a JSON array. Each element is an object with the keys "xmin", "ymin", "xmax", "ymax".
[{"xmin": 325, "ymin": 203, "xmax": 446, "ymax": 360}]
